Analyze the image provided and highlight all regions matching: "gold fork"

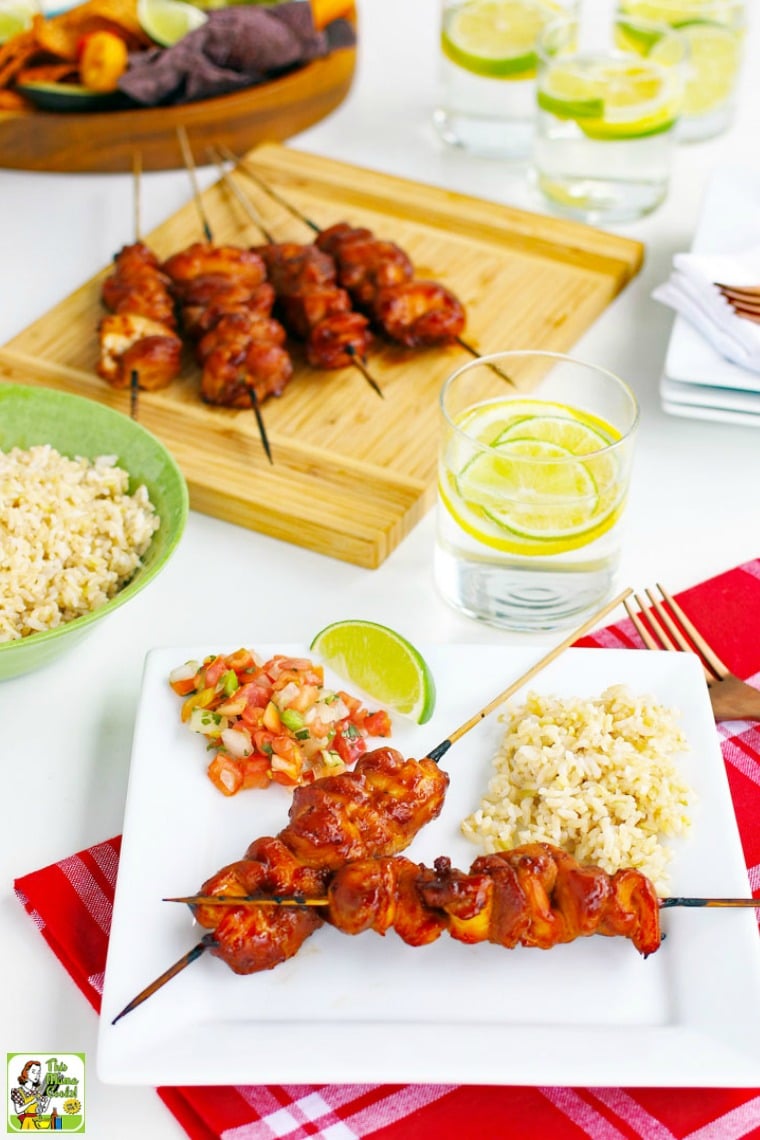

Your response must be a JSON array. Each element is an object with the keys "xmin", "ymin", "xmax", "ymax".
[
  {"xmin": 624, "ymin": 584, "xmax": 760, "ymax": 722},
  {"xmin": 715, "ymin": 282, "xmax": 760, "ymax": 324}
]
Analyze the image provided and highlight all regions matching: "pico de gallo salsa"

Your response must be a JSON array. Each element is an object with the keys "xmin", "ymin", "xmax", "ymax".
[{"xmin": 169, "ymin": 648, "xmax": 392, "ymax": 796}]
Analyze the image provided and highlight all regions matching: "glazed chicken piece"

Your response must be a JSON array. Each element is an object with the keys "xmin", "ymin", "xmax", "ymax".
[
  {"xmin": 162, "ymin": 242, "xmax": 267, "ymax": 296},
  {"xmin": 97, "ymin": 312, "xmax": 182, "ymax": 390},
  {"xmin": 280, "ymin": 746, "xmax": 450, "ymax": 871},
  {"xmin": 98, "ymin": 241, "xmax": 182, "ymax": 390},
  {"xmin": 312, "ymin": 222, "xmax": 467, "ymax": 347},
  {"xmin": 196, "ymin": 311, "xmax": 292, "ymax": 407},
  {"xmin": 256, "ymin": 241, "xmax": 373, "ymax": 368}
]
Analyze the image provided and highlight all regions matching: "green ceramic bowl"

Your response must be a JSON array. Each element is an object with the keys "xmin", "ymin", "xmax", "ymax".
[{"xmin": 0, "ymin": 384, "xmax": 189, "ymax": 680}]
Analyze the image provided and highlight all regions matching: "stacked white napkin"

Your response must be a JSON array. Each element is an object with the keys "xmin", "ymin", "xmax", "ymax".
[{"xmin": 653, "ymin": 244, "xmax": 760, "ymax": 373}]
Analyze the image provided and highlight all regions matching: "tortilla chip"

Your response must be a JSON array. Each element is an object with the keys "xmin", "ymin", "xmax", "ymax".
[
  {"xmin": 0, "ymin": 28, "xmax": 40, "ymax": 89},
  {"xmin": 35, "ymin": 2, "xmax": 149, "ymax": 61}
]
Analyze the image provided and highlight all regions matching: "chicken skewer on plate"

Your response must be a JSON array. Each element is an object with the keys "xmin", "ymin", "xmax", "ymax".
[
  {"xmin": 174, "ymin": 842, "xmax": 665, "ymax": 960},
  {"xmin": 111, "ymin": 590, "xmax": 634, "ymax": 1021},
  {"xmin": 97, "ymin": 152, "xmax": 183, "ymax": 393}
]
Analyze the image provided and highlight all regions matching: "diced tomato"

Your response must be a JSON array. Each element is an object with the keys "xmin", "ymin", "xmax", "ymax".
[
  {"xmin": 240, "ymin": 753, "xmax": 271, "ymax": 789},
  {"xmin": 204, "ymin": 656, "xmax": 229, "ymax": 688},
  {"xmin": 333, "ymin": 727, "xmax": 367, "ymax": 767},
  {"xmin": 338, "ymin": 690, "xmax": 362, "ymax": 715},
  {"xmin": 207, "ymin": 752, "xmax": 244, "ymax": 797},
  {"xmin": 363, "ymin": 710, "xmax": 392, "ymax": 737}
]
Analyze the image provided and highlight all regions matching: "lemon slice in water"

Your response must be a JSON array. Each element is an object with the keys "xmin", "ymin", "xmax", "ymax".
[{"xmin": 666, "ymin": 21, "xmax": 740, "ymax": 116}]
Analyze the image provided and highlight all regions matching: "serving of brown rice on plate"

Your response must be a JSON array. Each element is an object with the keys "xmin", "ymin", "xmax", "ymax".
[{"xmin": 461, "ymin": 684, "xmax": 693, "ymax": 891}]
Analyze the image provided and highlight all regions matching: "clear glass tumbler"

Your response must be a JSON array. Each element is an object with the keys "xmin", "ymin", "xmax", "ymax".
[
  {"xmin": 531, "ymin": 14, "xmax": 687, "ymax": 223},
  {"xmin": 433, "ymin": 0, "xmax": 579, "ymax": 160},
  {"xmin": 434, "ymin": 351, "xmax": 639, "ymax": 632},
  {"xmin": 616, "ymin": 0, "xmax": 746, "ymax": 142}
]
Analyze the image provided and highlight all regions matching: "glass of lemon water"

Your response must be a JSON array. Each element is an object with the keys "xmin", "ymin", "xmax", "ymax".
[
  {"xmin": 531, "ymin": 14, "xmax": 687, "ymax": 223},
  {"xmin": 616, "ymin": 0, "xmax": 745, "ymax": 141},
  {"xmin": 434, "ymin": 351, "xmax": 639, "ymax": 631},
  {"xmin": 434, "ymin": 0, "xmax": 579, "ymax": 159}
]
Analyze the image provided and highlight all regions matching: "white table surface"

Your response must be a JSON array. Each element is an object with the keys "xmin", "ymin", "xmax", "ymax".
[{"xmin": 3, "ymin": 1, "xmax": 760, "ymax": 1135}]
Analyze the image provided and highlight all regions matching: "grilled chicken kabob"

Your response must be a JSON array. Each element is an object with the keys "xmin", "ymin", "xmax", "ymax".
[
  {"xmin": 213, "ymin": 158, "xmax": 382, "ymax": 395},
  {"xmin": 162, "ymin": 240, "xmax": 293, "ymax": 411},
  {"xmin": 97, "ymin": 156, "xmax": 183, "ymax": 393},
  {"xmin": 225, "ymin": 151, "xmax": 468, "ymax": 352},
  {"xmin": 111, "ymin": 592, "xmax": 636, "ymax": 1021},
  {"xmin": 178, "ymin": 843, "xmax": 665, "ymax": 960}
]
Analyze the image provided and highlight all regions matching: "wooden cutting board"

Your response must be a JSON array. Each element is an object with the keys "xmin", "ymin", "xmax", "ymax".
[{"xmin": 0, "ymin": 143, "xmax": 643, "ymax": 568}]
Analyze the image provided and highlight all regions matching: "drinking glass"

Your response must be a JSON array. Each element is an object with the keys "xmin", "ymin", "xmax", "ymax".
[
  {"xmin": 531, "ymin": 14, "xmax": 687, "ymax": 223},
  {"xmin": 434, "ymin": 351, "xmax": 639, "ymax": 632},
  {"xmin": 433, "ymin": 0, "xmax": 579, "ymax": 159},
  {"xmin": 616, "ymin": 0, "xmax": 745, "ymax": 142}
]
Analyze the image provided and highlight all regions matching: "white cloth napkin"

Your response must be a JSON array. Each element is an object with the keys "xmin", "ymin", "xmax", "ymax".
[{"xmin": 653, "ymin": 244, "xmax": 760, "ymax": 373}]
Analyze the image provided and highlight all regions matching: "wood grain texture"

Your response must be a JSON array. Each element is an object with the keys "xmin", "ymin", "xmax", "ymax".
[
  {"xmin": 0, "ymin": 44, "xmax": 356, "ymax": 173},
  {"xmin": 0, "ymin": 143, "xmax": 644, "ymax": 568}
]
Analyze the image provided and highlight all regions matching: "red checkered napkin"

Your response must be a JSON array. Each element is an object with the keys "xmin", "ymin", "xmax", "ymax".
[{"xmin": 15, "ymin": 560, "xmax": 760, "ymax": 1140}]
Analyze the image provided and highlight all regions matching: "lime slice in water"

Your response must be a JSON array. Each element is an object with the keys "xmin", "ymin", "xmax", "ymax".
[
  {"xmin": 310, "ymin": 620, "xmax": 436, "ymax": 724},
  {"xmin": 441, "ymin": 0, "xmax": 553, "ymax": 79},
  {"xmin": 538, "ymin": 57, "xmax": 679, "ymax": 138},
  {"xmin": 441, "ymin": 402, "xmax": 625, "ymax": 555},
  {"xmin": 137, "ymin": 0, "xmax": 207, "ymax": 46}
]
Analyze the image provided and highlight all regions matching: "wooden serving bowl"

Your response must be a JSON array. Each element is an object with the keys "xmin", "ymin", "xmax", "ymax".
[{"xmin": 0, "ymin": 26, "xmax": 356, "ymax": 173}]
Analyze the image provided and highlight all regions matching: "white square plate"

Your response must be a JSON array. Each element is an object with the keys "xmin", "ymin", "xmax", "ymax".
[{"xmin": 98, "ymin": 645, "xmax": 760, "ymax": 1087}]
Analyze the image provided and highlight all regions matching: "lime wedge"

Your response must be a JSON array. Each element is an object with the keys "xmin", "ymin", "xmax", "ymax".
[
  {"xmin": 441, "ymin": 0, "xmax": 554, "ymax": 79},
  {"xmin": 310, "ymin": 620, "xmax": 436, "ymax": 724},
  {"xmin": 0, "ymin": 0, "xmax": 35, "ymax": 42},
  {"xmin": 667, "ymin": 21, "xmax": 739, "ymax": 116},
  {"xmin": 137, "ymin": 0, "xmax": 207, "ymax": 46}
]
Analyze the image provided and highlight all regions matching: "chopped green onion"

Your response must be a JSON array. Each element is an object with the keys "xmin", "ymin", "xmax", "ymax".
[
  {"xmin": 220, "ymin": 669, "xmax": 239, "ymax": 696},
  {"xmin": 344, "ymin": 723, "xmax": 361, "ymax": 739},
  {"xmin": 281, "ymin": 708, "xmax": 305, "ymax": 731},
  {"xmin": 261, "ymin": 740, "xmax": 273, "ymax": 756},
  {"xmin": 295, "ymin": 728, "xmax": 311, "ymax": 741}
]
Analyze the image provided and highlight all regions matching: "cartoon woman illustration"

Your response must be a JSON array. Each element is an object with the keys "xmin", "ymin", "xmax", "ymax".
[{"xmin": 10, "ymin": 1060, "xmax": 54, "ymax": 1130}]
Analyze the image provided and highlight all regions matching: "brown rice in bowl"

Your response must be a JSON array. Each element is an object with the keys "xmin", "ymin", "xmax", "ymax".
[
  {"xmin": 0, "ymin": 444, "xmax": 160, "ymax": 643},
  {"xmin": 461, "ymin": 684, "xmax": 693, "ymax": 891}
]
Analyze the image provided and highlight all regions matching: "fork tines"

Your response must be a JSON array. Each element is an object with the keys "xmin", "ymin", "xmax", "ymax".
[
  {"xmin": 715, "ymin": 282, "xmax": 760, "ymax": 324},
  {"xmin": 624, "ymin": 584, "xmax": 730, "ymax": 683}
]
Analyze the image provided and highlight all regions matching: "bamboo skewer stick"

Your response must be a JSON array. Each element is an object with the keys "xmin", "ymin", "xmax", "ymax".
[
  {"xmin": 211, "ymin": 148, "xmax": 384, "ymax": 399},
  {"xmin": 111, "ymin": 589, "xmax": 634, "ymax": 1021},
  {"xmin": 177, "ymin": 126, "xmax": 212, "ymax": 242},
  {"xmin": 425, "ymin": 587, "xmax": 632, "ymax": 764},
  {"xmin": 176, "ymin": 128, "xmax": 273, "ymax": 464},
  {"xmin": 111, "ymin": 933, "xmax": 217, "ymax": 1024},
  {"xmin": 166, "ymin": 893, "xmax": 760, "ymax": 911}
]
